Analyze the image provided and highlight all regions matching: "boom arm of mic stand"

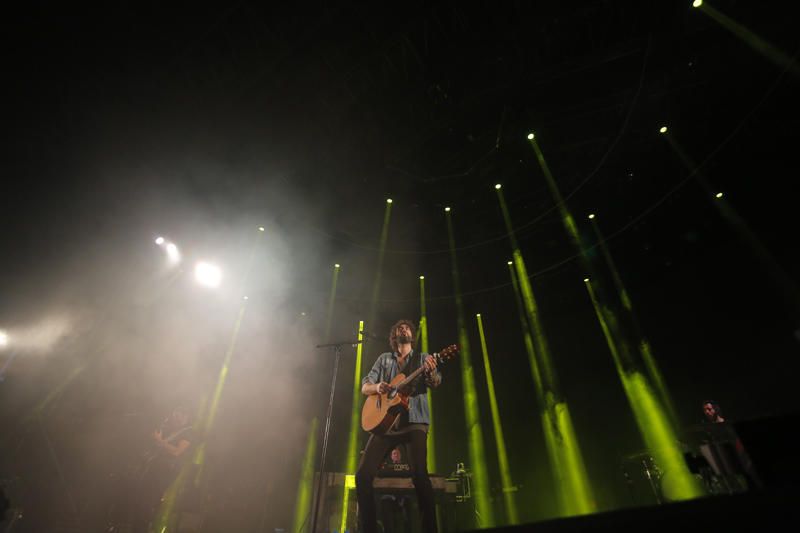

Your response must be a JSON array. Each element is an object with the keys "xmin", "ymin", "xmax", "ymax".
[{"xmin": 315, "ymin": 340, "xmax": 362, "ymax": 349}]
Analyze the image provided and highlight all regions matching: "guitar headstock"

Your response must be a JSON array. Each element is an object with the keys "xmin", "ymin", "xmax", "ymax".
[{"xmin": 434, "ymin": 344, "xmax": 459, "ymax": 363}]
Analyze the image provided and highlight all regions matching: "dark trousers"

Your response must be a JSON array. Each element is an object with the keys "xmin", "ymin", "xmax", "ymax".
[
  {"xmin": 132, "ymin": 463, "xmax": 176, "ymax": 533},
  {"xmin": 355, "ymin": 430, "xmax": 436, "ymax": 533}
]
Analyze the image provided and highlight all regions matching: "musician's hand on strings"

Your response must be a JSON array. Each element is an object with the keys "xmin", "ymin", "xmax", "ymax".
[
  {"xmin": 376, "ymin": 382, "xmax": 391, "ymax": 395},
  {"xmin": 423, "ymin": 355, "xmax": 438, "ymax": 374}
]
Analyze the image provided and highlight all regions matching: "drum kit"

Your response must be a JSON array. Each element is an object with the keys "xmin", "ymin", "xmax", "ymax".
[{"xmin": 621, "ymin": 423, "xmax": 751, "ymax": 504}]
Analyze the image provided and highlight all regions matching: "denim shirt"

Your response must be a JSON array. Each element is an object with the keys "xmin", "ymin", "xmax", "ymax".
[{"xmin": 362, "ymin": 350, "xmax": 441, "ymax": 425}]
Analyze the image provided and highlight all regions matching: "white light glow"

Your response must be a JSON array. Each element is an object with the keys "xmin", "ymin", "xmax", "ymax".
[
  {"xmin": 195, "ymin": 262, "xmax": 222, "ymax": 288},
  {"xmin": 166, "ymin": 242, "xmax": 180, "ymax": 263},
  {"xmin": 0, "ymin": 331, "xmax": 8, "ymax": 347},
  {"xmin": 155, "ymin": 236, "xmax": 165, "ymax": 245}
]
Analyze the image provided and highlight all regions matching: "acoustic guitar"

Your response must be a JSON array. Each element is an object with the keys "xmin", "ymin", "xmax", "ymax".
[{"xmin": 361, "ymin": 345, "xmax": 458, "ymax": 435}]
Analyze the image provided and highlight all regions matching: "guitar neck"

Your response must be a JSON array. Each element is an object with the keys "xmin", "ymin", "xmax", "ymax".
[{"xmin": 396, "ymin": 353, "xmax": 437, "ymax": 389}]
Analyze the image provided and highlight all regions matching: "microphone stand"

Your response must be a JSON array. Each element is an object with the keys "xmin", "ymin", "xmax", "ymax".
[{"xmin": 308, "ymin": 338, "xmax": 361, "ymax": 533}]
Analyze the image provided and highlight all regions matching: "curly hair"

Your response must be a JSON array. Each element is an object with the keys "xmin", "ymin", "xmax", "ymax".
[{"xmin": 388, "ymin": 319, "xmax": 416, "ymax": 351}]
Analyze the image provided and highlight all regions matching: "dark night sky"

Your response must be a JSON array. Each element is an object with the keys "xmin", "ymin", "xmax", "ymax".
[{"xmin": 1, "ymin": 1, "xmax": 799, "ymax": 530}]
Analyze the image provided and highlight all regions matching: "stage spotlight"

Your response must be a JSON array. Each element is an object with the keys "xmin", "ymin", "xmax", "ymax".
[
  {"xmin": 386, "ymin": 198, "xmax": 393, "ymax": 204},
  {"xmin": 243, "ymin": 295, "xmax": 249, "ymax": 300},
  {"xmin": 715, "ymin": 192, "xmax": 724, "ymax": 199},
  {"xmin": 258, "ymin": 226, "xmax": 265, "ymax": 232},
  {"xmin": 495, "ymin": 183, "xmax": 502, "ymax": 190},
  {"xmin": 692, "ymin": 0, "xmax": 702, "ymax": 7},
  {"xmin": 507, "ymin": 261, "xmax": 513, "ymax": 265},
  {"xmin": 588, "ymin": 213, "xmax": 596, "ymax": 220},
  {"xmin": 659, "ymin": 126, "xmax": 668, "ymax": 134},
  {"xmin": 195, "ymin": 262, "xmax": 222, "ymax": 288},
  {"xmin": 0, "ymin": 331, "xmax": 8, "ymax": 347},
  {"xmin": 445, "ymin": 207, "xmax": 451, "ymax": 212},
  {"xmin": 155, "ymin": 236, "xmax": 165, "ymax": 245},
  {"xmin": 419, "ymin": 275, "xmax": 425, "ymax": 280},
  {"xmin": 166, "ymin": 243, "xmax": 180, "ymax": 263},
  {"xmin": 583, "ymin": 278, "xmax": 590, "ymax": 283},
  {"xmin": 476, "ymin": 313, "xmax": 481, "ymax": 318},
  {"xmin": 335, "ymin": 263, "xmax": 340, "ymax": 268},
  {"xmin": 527, "ymin": 133, "xmax": 535, "ymax": 140}
]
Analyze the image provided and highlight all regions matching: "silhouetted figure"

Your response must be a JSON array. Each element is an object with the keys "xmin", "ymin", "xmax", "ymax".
[
  {"xmin": 133, "ymin": 406, "xmax": 194, "ymax": 533},
  {"xmin": 698, "ymin": 400, "xmax": 761, "ymax": 493}
]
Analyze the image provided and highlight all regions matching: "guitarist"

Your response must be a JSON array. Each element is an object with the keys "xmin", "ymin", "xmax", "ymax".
[
  {"xmin": 133, "ymin": 406, "xmax": 194, "ymax": 533},
  {"xmin": 356, "ymin": 319, "xmax": 441, "ymax": 533}
]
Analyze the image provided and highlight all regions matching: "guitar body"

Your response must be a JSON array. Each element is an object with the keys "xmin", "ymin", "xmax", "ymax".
[{"xmin": 361, "ymin": 373, "xmax": 410, "ymax": 435}]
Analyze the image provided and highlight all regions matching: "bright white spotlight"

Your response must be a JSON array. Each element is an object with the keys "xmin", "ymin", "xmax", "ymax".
[
  {"xmin": 258, "ymin": 226, "xmax": 265, "ymax": 232},
  {"xmin": 195, "ymin": 262, "xmax": 222, "ymax": 288},
  {"xmin": 588, "ymin": 213, "xmax": 596, "ymax": 220},
  {"xmin": 165, "ymin": 243, "xmax": 180, "ymax": 264},
  {"xmin": 155, "ymin": 236, "xmax": 165, "ymax": 245},
  {"xmin": 0, "ymin": 331, "xmax": 8, "ymax": 347}
]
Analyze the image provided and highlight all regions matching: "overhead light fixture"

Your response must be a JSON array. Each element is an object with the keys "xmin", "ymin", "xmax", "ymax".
[
  {"xmin": 166, "ymin": 242, "xmax": 180, "ymax": 263},
  {"xmin": 195, "ymin": 262, "xmax": 222, "ymax": 288}
]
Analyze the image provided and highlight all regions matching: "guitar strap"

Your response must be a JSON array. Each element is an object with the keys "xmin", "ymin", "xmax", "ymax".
[{"xmin": 161, "ymin": 425, "xmax": 192, "ymax": 444}]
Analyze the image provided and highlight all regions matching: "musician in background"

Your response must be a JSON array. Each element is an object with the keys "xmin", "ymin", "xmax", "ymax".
[
  {"xmin": 697, "ymin": 400, "xmax": 761, "ymax": 492},
  {"xmin": 133, "ymin": 406, "xmax": 194, "ymax": 533},
  {"xmin": 379, "ymin": 447, "xmax": 412, "ymax": 533},
  {"xmin": 356, "ymin": 319, "xmax": 441, "ymax": 533},
  {"xmin": 702, "ymin": 400, "xmax": 725, "ymax": 424}
]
